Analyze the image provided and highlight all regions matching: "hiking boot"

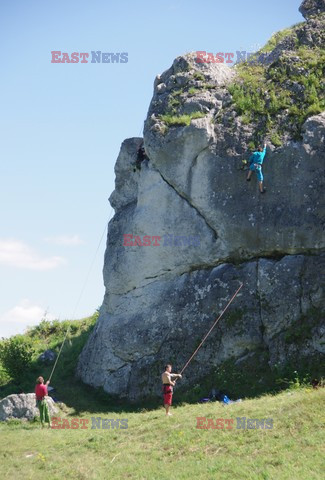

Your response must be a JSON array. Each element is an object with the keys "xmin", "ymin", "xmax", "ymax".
[
  {"xmin": 260, "ymin": 188, "xmax": 266, "ymax": 194},
  {"xmin": 246, "ymin": 177, "xmax": 251, "ymax": 181}
]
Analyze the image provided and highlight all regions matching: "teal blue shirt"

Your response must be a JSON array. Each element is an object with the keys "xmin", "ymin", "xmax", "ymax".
[{"xmin": 249, "ymin": 147, "xmax": 266, "ymax": 165}]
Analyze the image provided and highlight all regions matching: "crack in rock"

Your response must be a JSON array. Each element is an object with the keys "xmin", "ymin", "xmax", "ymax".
[
  {"xmin": 256, "ymin": 259, "xmax": 267, "ymax": 353},
  {"xmin": 152, "ymin": 162, "xmax": 219, "ymax": 241}
]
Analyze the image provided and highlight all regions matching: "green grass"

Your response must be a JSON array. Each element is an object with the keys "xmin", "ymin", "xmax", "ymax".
[
  {"xmin": 203, "ymin": 83, "xmax": 217, "ymax": 90},
  {"xmin": 168, "ymin": 96, "xmax": 181, "ymax": 108},
  {"xmin": 0, "ymin": 314, "xmax": 98, "ymax": 402},
  {"xmin": 0, "ymin": 388, "xmax": 324, "ymax": 479},
  {"xmin": 228, "ymin": 42, "xmax": 325, "ymax": 143},
  {"xmin": 193, "ymin": 71, "xmax": 205, "ymax": 82},
  {"xmin": 160, "ymin": 111, "xmax": 205, "ymax": 127},
  {"xmin": 0, "ymin": 313, "xmax": 324, "ymax": 478},
  {"xmin": 161, "ymin": 74, "xmax": 219, "ymax": 122},
  {"xmin": 170, "ymin": 88, "xmax": 184, "ymax": 98},
  {"xmin": 270, "ymin": 133, "xmax": 283, "ymax": 147},
  {"xmin": 241, "ymin": 113, "xmax": 252, "ymax": 125},
  {"xmin": 188, "ymin": 87, "xmax": 200, "ymax": 96},
  {"xmin": 259, "ymin": 25, "xmax": 300, "ymax": 53}
]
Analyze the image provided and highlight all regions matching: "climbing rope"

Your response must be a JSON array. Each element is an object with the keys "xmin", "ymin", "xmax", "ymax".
[
  {"xmin": 138, "ymin": 123, "xmax": 144, "ymax": 137},
  {"xmin": 47, "ymin": 208, "xmax": 242, "ymax": 384},
  {"xmin": 178, "ymin": 282, "xmax": 244, "ymax": 376},
  {"xmin": 48, "ymin": 325, "xmax": 71, "ymax": 383},
  {"xmin": 48, "ymin": 208, "xmax": 114, "ymax": 383}
]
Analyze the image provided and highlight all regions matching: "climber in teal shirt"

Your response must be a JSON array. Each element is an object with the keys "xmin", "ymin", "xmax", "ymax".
[{"xmin": 246, "ymin": 143, "xmax": 267, "ymax": 193}]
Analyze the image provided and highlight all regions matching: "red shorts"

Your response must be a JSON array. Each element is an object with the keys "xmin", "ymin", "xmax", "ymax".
[{"xmin": 164, "ymin": 393, "xmax": 173, "ymax": 406}]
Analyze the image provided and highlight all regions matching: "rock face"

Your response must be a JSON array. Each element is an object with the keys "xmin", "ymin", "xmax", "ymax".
[
  {"xmin": 299, "ymin": 0, "xmax": 325, "ymax": 19},
  {"xmin": 38, "ymin": 349, "xmax": 56, "ymax": 363},
  {"xmin": 77, "ymin": 5, "xmax": 325, "ymax": 401},
  {"xmin": 0, "ymin": 394, "xmax": 58, "ymax": 421}
]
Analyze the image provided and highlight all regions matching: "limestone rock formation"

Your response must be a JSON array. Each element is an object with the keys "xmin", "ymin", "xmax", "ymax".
[
  {"xmin": 38, "ymin": 349, "xmax": 56, "ymax": 363},
  {"xmin": 299, "ymin": 0, "xmax": 325, "ymax": 19},
  {"xmin": 77, "ymin": 1, "xmax": 325, "ymax": 401},
  {"xmin": 0, "ymin": 393, "xmax": 58, "ymax": 421}
]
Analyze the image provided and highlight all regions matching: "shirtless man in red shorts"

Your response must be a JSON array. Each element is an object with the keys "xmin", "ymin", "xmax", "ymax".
[{"xmin": 161, "ymin": 364, "xmax": 182, "ymax": 416}]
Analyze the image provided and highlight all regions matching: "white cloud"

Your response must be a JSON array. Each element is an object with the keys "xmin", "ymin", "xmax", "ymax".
[
  {"xmin": 0, "ymin": 239, "xmax": 65, "ymax": 270},
  {"xmin": 44, "ymin": 234, "xmax": 84, "ymax": 246},
  {"xmin": 0, "ymin": 300, "xmax": 56, "ymax": 338}
]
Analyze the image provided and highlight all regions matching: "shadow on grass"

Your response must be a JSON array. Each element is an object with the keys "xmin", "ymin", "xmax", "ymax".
[{"xmin": 173, "ymin": 349, "xmax": 325, "ymax": 407}]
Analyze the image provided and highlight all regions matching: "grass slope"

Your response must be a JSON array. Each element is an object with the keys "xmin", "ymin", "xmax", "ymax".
[
  {"xmin": 0, "ymin": 388, "xmax": 324, "ymax": 480},
  {"xmin": 0, "ymin": 315, "xmax": 98, "ymax": 404},
  {"xmin": 1, "ymin": 317, "xmax": 324, "ymax": 479}
]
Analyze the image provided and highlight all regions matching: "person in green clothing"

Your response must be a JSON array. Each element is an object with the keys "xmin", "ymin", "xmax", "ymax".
[
  {"xmin": 246, "ymin": 143, "xmax": 267, "ymax": 193},
  {"xmin": 35, "ymin": 376, "xmax": 51, "ymax": 428}
]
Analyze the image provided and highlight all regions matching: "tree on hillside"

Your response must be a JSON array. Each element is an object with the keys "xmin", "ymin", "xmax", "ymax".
[{"xmin": 0, "ymin": 336, "xmax": 34, "ymax": 380}]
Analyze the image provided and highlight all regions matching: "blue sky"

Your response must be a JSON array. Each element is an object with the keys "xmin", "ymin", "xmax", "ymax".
[{"xmin": 0, "ymin": 0, "xmax": 303, "ymax": 337}]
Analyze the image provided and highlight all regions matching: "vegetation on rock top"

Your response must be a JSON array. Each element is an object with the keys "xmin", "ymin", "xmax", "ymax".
[{"xmin": 228, "ymin": 21, "xmax": 325, "ymax": 145}]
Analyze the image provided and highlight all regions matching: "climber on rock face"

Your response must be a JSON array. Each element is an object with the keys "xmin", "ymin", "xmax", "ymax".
[
  {"xmin": 246, "ymin": 143, "xmax": 267, "ymax": 193},
  {"xmin": 161, "ymin": 364, "xmax": 182, "ymax": 416},
  {"xmin": 135, "ymin": 142, "xmax": 148, "ymax": 171}
]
